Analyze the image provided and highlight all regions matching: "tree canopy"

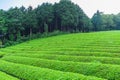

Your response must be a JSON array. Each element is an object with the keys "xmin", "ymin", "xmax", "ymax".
[{"xmin": 0, "ymin": 0, "xmax": 120, "ymax": 47}]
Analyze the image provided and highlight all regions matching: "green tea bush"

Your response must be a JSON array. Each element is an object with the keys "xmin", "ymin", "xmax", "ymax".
[
  {"xmin": 0, "ymin": 71, "xmax": 19, "ymax": 80},
  {"xmin": 0, "ymin": 60, "xmax": 105, "ymax": 80},
  {"xmin": 2, "ymin": 56, "xmax": 120, "ymax": 80},
  {"xmin": 11, "ymin": 53, "xmax": 120, "ymax": 65}
]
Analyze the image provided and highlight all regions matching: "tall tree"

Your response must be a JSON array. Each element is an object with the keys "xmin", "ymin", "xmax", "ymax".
[
  {"xmin": 54, "ymin": 0, "xmax": 92, "ymax": 32},
  {"xmin": 102, "ymin": 14, "xmax": 115, "ymax": 30},
  {"xmin": 54, "ymin": 0, "xmax": 76, "ymax": 31},
  {"xmin": 5, "ymin": 7, "xmax": 23, "ymax": 41},
  {"xmin": 25, "ymin": 6, "xmax": 37, "ymax": 39},
  {"xmin": 91, "ymin": 10, "xmax": 103, "ymax": 31},
  {"xmin": 113, "ymin": 13, "xmax": 120, "ymax": 30},
  {"xmin": 0, "ymin": 10, "xmax": 7, "ymax": 45},
  {"xmin": 35, "ymin": 3, "xmax": 54, "ymax": 34}
]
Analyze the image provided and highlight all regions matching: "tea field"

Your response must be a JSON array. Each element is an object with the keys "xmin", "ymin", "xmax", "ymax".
[{"xmin": 0, "ymin": 31, "xmax": 120, "ymax": 80}]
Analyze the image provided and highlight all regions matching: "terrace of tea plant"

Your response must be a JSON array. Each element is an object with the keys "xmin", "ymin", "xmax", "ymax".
[{"xmin": 0, "ymin": 31, "xmax": 120, "ymax": 80}]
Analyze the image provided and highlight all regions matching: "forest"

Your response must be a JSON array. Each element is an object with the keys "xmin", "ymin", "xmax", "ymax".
[{"xmin": 0, "ymin": 0, "xmax": 120, "ymax": 46}]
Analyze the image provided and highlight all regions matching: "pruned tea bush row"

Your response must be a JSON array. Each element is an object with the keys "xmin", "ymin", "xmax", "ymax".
[
  {"xmin": 9, "ymin": 50, "xmax": 120, "ymax": 58},
  {"xmin": 2, "ymin": 56, "xmax": 120, "ymax": 80},
  {"xmin": 10, "ymin": 53, "xmax": 120, "ymax": 65},
  {"xmin": 0, "ymin": 71, "xmax": 19, "ymax": 80},
  {"xmin": 0, "ymin": 60, "xmax": 105, "ymax": 80}
]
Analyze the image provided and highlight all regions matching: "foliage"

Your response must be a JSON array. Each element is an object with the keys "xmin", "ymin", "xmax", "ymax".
[
  {"xmin": 0, "ymin": 71, "xmax": 18, "ymax": 80},
  {"xmin": 0, "ymin": 60, "xmax": 104, "ymax": 80},
  {"xmin": 91, "ymin": 10, "xmax": 103, "ymax": 31},
  {"xmin": 0, "ymin": 0, "xmax": 120, "ymax": 47},
  {"xmin": 0, "ymin": 31, "xmax": 120, "ymax": 79},
  {"xmin": 10, "ymin": 53, "xmax": 120, "ymax": 65},
  {"xmin": 0, "ymin": 0, "xmax": 92, "ymax": 46},
  {"xmin": 2, "ymin": 56, "xmax": 120, "ymax": 80}
]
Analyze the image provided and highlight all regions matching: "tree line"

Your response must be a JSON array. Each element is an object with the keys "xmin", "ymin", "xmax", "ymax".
[
  {"xmin": 0, "ymin": 0, "xmax": 120, "ymax": 46},
  {"xmin": 91, "ymin": 10, "xmax": 117, "ymax": 31}
]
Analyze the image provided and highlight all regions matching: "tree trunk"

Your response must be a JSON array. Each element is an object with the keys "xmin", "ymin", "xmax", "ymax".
[
  {"xmin": 44, "ymin": 22, "xmax": 48, "ymax": 35},
  {"xmin": 1, "ymin": 35, "xmax": 5, "ymax": 46},
  {"xmin": 30, "ymin": 27, "xmax": 32, "ymax": 39},
  {"xmin": 39, "ymin": 27, "xmax": 41, "ymax": 34},
  {"xmin": 55, "ymin": 18, "xmax": 58, "ymax": 30}
]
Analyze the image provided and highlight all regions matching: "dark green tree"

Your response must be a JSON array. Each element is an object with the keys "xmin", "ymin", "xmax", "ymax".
[
  {"xmin": 5, "ymin": 7, "xmax": 23, "ymax": 41},
  {"xmin": 25, "ymin": 6, "xmax": 37, "ymax": 39},
  {"xmin": 91, "ymin": 10, "xmax": 103, "ymax": 31},
  {"xmin": 0, "ymin": 10, "xmax": 7, "ymax": 45},
  {"xmin": 113, "ymin": 13, "xmax": 120, "ymax": 30},
  {"xmin": 35, "ymin": 3, "xmax": 54, "ymax": 34},
  {"xmin": 102, "ymin": 14, "xmax": 115, "ymax": 30}
]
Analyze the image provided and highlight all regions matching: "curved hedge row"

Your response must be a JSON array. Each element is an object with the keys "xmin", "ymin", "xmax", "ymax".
[
  {"xmin": 2, "ymin": 56, "xmax": 120, "ymax": 80},
  {"xmin": 0, "ymin": 60, "xmax": 105, "ymax": 80},
  {"xmin": 0, "ymin": 51, "xmax": 6, "ymax": 58},
  {"xmin": 8, "ymin": 50, "xmax": 120, "ymax": 58},
  {"xmin": 0, "ymin": 71, "xmax": 19, "ymax": 80},
  {"xmin": 10, "ymin": 53, "xmax": 120, "ymax": 65}
]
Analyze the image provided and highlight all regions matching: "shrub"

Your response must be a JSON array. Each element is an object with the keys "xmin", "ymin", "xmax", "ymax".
[
  {"xmin": 0, "ymin": 60, "xmax": 104, "ymax": 80},
  {"xmin": 2, "ymin": 56, "xmax": 120, "ymax": 80}
]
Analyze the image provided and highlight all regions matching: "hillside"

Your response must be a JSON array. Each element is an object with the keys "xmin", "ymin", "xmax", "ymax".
[{"xmin": 0, "ymin": 31, "xmax": 120, "ymax": 80}]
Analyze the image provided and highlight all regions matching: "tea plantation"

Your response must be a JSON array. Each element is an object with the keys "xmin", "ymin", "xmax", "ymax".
[{"xmin": 0, "ymin": 31, "xmax": 120, "ymax": 80}]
